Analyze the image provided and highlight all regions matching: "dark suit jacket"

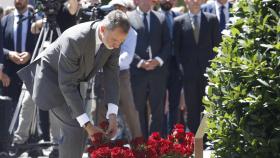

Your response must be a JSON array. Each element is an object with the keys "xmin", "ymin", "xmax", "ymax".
[
  {"xmin": 201, "ymin": 1, "xmax": 233, "ymax": 20},
  {"xmin": 0, "ymin": 25, "xmax": 4, "ymax": 64},
  {"xmin": 174, "ymin": 12, "xmax": 221, "ymax": 81},
  {"xmin": 18, "ymin": 21, "xmax": 120, "ymax": 118},
  {"xmin": 127, "ymin": 10, "xmax": 171, "ymax": 76},
  {"xmin": 1, "ymin": 11, "xmax": 37, "ymax": 84}
]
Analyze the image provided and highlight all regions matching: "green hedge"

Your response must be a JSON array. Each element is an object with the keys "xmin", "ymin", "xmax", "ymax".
[{"xmin": 203, "ymin": 0, "xmax": 280, "ymax": 157}]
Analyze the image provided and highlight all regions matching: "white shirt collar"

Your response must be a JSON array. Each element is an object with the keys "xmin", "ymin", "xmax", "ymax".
[
  {"xmin": 14, "ymin": 9, "xmax": 29, "ymax": 18},
  {"xmin": 215, "ymin": 0, "xmax": 229, "ymax": 10},
  {"xmin": 136, "ymin": 7, "xmax": 151, "ymax": 16},
  {"xmin": 189, "ymin": 11, "xmax": 201, "ymax": 19},
  {"xmin": 95, "ymin": 23, "xmax": 102, "ymax": 47}
]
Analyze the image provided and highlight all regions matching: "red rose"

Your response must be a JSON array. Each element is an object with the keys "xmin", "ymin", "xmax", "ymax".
[
  {"xmin": 174, "ymin": 124, "xmax": 185, "ymax": 130},
  {"xmin": 92, "ymin": 132, "xmax": 104, "ymax": 146},
  {"xmin": 150, "ymin": 132, "xmax": 161, "ymax": 140},
  {"xmin": 99, "ymin": 121, "xmax": 109, "ymax": 130},
  {"xmin": 90, "ymin": 147, "xmax": 111, "ymax": 158}
]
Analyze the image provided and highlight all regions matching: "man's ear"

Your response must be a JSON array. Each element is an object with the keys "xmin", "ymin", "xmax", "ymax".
[{"xmin": 100, "ymin": 26, "xmax": 105, "ymax": 34}]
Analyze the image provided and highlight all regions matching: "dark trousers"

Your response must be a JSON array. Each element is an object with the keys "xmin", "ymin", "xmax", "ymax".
[
  {"xmin": 131, "ymin": 72, "xmax": 167, "ymax": 138},
  {"xmin": 183, "ymin": 75, "xmax": 207, "ymax": 134},
  {"xmin": 162, "ymin": 56, "xmax": 183, "ymax": 136},
  {"xmin": 96, "ymin": 70, "xmax": 142, "ymax": 139}
]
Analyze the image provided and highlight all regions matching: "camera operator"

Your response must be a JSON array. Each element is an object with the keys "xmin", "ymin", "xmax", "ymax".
[{"xmin": 31, "ymin": 0, "xmax": 79, "ymax": 35}]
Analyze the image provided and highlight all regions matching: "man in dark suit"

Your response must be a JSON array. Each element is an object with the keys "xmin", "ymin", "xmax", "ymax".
[
  {"xmin": 158, "ymin": 0, "xmax": 183, "ymax": 136},
  {"xmin": 127, "ymin": 0, "xmax": 171, "ymax": 138},
  {"xmin": 174, "ymin": 0, "xmax": 221, "ymax": 134},
  {"xmin": 1, "ymin": 0, "xmax": 37, "ymax": 105},
  {"xmin": 18, "ymin": 10, "xmax": 130, "ymax": 158},
  {"xmin": 201, "ymin": 0, "xmax": 233, "ymax": 32}
]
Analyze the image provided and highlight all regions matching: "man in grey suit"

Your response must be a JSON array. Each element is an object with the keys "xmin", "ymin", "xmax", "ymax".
[{"xmin": 17, "ymin": 10, "xmax": 130, "ymax": 158}]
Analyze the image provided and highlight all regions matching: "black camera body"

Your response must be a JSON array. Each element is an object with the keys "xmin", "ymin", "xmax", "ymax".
[
  {"xmin": 35, "ymin": 0, "xmax": 66, "ymax": 28},
  {"xmin": 79, "ymin": 3, "xmax": 115, "ymax": 22}
]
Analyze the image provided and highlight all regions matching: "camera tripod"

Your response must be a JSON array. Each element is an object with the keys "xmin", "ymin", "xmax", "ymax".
[{"xmin": 7, "ymin": 18, "xmax": 61, "ymax": 158}]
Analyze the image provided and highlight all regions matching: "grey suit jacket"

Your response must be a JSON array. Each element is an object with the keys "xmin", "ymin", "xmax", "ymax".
[{"xmin": 18, "ymin": 21, "xmax": 120, "ymax": 118}]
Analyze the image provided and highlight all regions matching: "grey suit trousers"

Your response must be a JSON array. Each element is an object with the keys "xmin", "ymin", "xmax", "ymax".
[
  {"xmin": 96, "ymin": 69, "xmax": 142, "ymax": 139},
  {"xmin": 50, "ymin": 104, "xmax": 88, "ymax": 158}
]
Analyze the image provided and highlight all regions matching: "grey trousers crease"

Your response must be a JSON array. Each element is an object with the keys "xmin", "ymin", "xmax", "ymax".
[
  {"xmin": 97, "ymin": 70, "xmax": 142, "ymax": 138},
  {"xmin": 13, "ymin": 90, "xmax": 61, "ymax": 145},
  {"xmin": 50, "ymin": 104, "xmax": 88, "ymax": 158}
]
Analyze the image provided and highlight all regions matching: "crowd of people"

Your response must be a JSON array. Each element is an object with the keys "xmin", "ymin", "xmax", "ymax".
[{"xmin": 0, "ymin": 0, "xmax": 233, "ymax": 157}]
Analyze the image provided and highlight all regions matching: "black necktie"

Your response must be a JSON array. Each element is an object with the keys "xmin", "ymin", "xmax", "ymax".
[
  {"xmin": 16, "ymin": 14, "xmax": 23, "ymax": 52},
  {"xmin": 219, "ymin": 5, "xmax": 226, "ymax": 31},
  {"xmin": 143, "ymin": 13, "xmax": 150, "ymax": 51}
]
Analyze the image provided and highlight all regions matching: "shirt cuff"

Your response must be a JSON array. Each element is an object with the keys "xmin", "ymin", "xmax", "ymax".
[
  {"xmin": 76, "ymin": 113, "xmax": 90, "ymax": 127},
  {"xmin": 137, "ymin": 59, "xmax": 144, "ymax": 68},
  {"xmin": 155, "ymin": 57, "xmax": 164, "ymax": 66},
  {"xmin": 106, "ymin": 103, "xmax": 118, "ymax": 119}
]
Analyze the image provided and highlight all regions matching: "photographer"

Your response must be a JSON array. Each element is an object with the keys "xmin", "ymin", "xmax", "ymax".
[{"xmin": 31, "ymin": 0, "xmax": 78, "ymax": 35}]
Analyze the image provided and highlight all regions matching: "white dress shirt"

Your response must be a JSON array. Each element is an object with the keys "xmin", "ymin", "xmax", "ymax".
[
  {"xmin": 13, "ymin": 9, "xmax": 29, "ymax": 52},
  {"xmin": 215, "ymin": 1, "xmax": 230, "ymax": 23},
  {"xmin": 136, "ymin": 7, "xmax": 164, "ymax": 68},
  {"xmin": 76, "ymin": 23, "xmax": 119, "ymax": 127},
  {"xmin": 119, "ymin": 27, "xmax": 137, "ymax": 71}
]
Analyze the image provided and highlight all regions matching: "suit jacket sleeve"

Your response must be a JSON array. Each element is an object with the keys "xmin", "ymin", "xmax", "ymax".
[
  {"xmin": 0, "ymin": 24, "xmax": 4, "ymax": 64},
  {"xmin": 173, "ymin": 18, "xmax": 182, "ymax": 64},
  {"xmin": 1, "ymin": 16, "xmax": 10, "ymax": 59},
  {"xmin": 103, "ymin": 49, "xmax": 120, "ymax": 106},
  {"xmin": 58, "ymin": 37, "xmax": 85, "ymax": 118},
  {"xmin": 157, "ymin": 17, "xmax": 171, "ymax": 63},
  {"xmin": 211, "ymin": 16, "xmax": 221, "ymax": 59}
]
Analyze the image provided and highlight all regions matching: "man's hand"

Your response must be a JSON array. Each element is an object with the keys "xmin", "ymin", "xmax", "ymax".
[
  {"xmin": 1, "ymin": 73, "xmax": 10, "ymax": 87},
  {"xmin": 84, "ymin": 122, "xmax": 105, "ymax": 142},
  {"xmin": 140, "ymin": 60, "xmax": 150, "ymax": 70},
  {"xmin": 106, "ymin": 114, "xmax": 118, "ymax": 139},
  {"xmin": 8, "ymin": 51, "xmax": 22, "ymax": 65},
  {"xmin": 147, "ymin": 59, "xmax": 160, "ymax": 70},
  {"xmin": 19, "ymin": 52, "xmax": 31, "ymax": 64}
]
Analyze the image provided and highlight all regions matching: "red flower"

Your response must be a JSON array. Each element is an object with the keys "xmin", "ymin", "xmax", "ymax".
[
  {"xmin": 90, "ymin": 147, "xmax": 111, "ymax": 158},
  {"xmin": 99, "ymin": 121, "xmax": 109, "ymax": 130},
  {"xmin": 150, "ymin": 132, "xmax": 161, "ymax": 140},
  {"xmin": 111, "ymin": 147, "xmax": 135, "ymax": 158},
  {"xmin": 173, "ymin": 128, "xmax": 185, "ymax": 140},
  {"xmin": 92, "ymin": 133, "xmax": 104, "ymax": 145},
  {"xmin": 174, "ymin": 124, "xmax": 185, "ymax": 130}
]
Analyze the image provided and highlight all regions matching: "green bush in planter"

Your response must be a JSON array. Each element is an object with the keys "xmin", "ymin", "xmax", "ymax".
[{"xmin": 203, "ymin": 0, "xmax": 280, "ymax": 157}]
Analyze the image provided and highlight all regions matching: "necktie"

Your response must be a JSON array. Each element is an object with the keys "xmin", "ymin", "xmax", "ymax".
[
  {"xmin": 143, "ymin": 13, "xmax": 150, "ymax": 51},
  {"xmin": 95, "ymin": 43, "xmax": 105, "ymax": 60},
  {"xmin": 165, "ymin": 12, "xmax": 173, "ymax": 39},
  {"xmin": 219, "ymin": 5, "xmax": 226, "ymax": 31},
  {"xmin": 193, "ymin": 15, "xmax": 199, "ymax": 44},
  {"xmin": 16, "ymin": 14, "xmax": 23, "ymax": 52}
]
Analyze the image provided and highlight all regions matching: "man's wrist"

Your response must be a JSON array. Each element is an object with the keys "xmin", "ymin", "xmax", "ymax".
[{"xmin": 83, "ymin": 121, "xmax": 92, "ymax": 130}]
